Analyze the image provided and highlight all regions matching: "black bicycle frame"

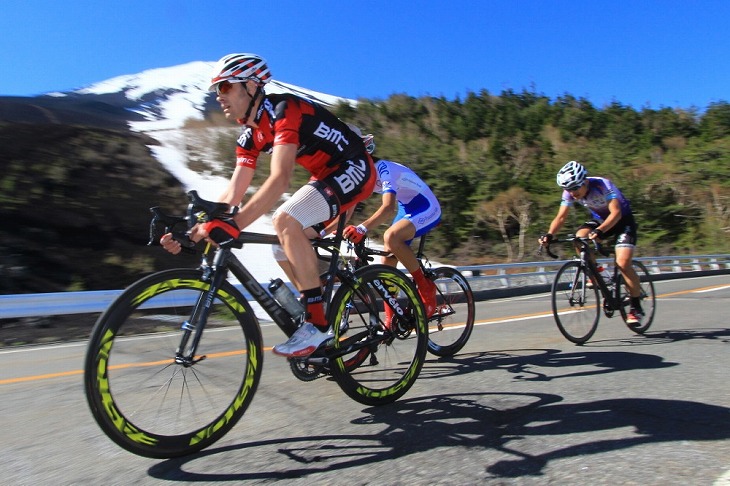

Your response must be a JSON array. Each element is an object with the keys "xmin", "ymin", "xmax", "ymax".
[
  {"xmin": 351, "ymin": 234, "xmax": 430, "ymax": 271},
  {"xmin": 574, "ymin": 240, "xmax": 621, "ymax": 313},
  {"xmin": 172, "ymin": 212, "xmax": 387, "ymax": 365}
]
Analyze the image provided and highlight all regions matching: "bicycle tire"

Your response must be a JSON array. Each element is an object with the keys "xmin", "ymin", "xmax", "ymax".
[
  {"xmin": 617, "ymin": 260, "xmax": 656, "ymax": 334},
  {"xmin": 84, "ymin": 269, "xmax": 263, "ymax": 458},
  {"xmin": 551, "ymin": 261, "xmax": 600, "ymax": 344},
  {"xmin": 426, "ymin": 266, "xmax": 475, "ymax": 357},
  {"xmin": 328, "ymin": 264, "xmax": 428, "ymax": 406},
  {"xmin": 334, "ymin": 284, "xmax": 378, "ymax": 372},
  {"xmin": 290, "ymin": 284, "xmax": 377, "ymax": 381}
]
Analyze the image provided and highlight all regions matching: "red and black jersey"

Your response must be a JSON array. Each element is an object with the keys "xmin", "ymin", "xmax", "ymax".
[{"xmin": 235, "ymin": 94, "xmax": 368, "ymax": 180}]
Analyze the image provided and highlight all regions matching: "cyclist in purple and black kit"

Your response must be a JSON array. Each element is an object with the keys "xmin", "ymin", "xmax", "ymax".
[{"xmin": 538, "ymin": 161, "xmax": 645, "ymax": 325}]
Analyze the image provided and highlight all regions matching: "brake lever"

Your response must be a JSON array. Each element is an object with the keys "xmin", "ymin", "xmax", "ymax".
[{"xmin": 148, "ymin": 206, "xmax": 197, "ymax": 254}]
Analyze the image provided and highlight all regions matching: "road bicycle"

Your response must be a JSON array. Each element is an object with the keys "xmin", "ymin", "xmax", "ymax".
[
  {"xmin": 540, "ymin": 235, "xmax": 656, "ymax": 344},
  {"xmin": 84, "ymin": 190, "xmax": 428, "ymax": 458},
  {"xmin": 346, "ymin": 233, "xmax": 475, "ymax": 357}
]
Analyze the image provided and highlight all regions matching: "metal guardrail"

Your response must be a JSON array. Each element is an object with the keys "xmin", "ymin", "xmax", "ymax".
[
  {"xmin": 1, "ymin": 254, "xmax": 729, "ymax": 320},
  {"xmin": 455, "ymin": 254, "xmax": 730, "ymax": 299}
]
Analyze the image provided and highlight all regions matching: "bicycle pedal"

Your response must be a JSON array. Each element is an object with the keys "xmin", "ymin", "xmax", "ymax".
[{"xmin": 437, "ymin": 305, "xmax": 453, "ymax": 316}]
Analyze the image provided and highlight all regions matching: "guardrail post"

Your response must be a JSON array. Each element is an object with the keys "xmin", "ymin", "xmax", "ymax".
[
  {"xmin": 650, "ymin": 260, "xmax": 660, "ymax": 274},
  {"xmin": 709, "ymin": 258, "xmax": 720, "ymax": 270},
  {"xmin": 673, "ymin": 260, "xmax": 683, "ymax": 273},
  {"xmin": 498, "ymin": 268, "xmax": 509, "ymax": 288}
]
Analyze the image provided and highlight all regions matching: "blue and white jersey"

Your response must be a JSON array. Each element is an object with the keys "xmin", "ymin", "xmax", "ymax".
[
  {"xmin": 560, "ymin": 176, "xmax": 632, "ymax": 222},
  {"xmin": 373, "ymin": 159, "xmax": 441, "ymax": 235}
]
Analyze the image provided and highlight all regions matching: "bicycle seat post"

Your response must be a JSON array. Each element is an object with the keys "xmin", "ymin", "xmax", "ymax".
[
  {"xmin": 416, "ymin": 234, "xmax": 428, "ymax": 261},
  {"xmin": 321, "ymin": 213, "xmax": 349, "ymax": 302}
]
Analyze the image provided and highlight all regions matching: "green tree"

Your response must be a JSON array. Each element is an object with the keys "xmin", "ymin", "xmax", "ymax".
[{"xmin": 700, "ymin": 101, "xmax": 730, "ymax": 141}]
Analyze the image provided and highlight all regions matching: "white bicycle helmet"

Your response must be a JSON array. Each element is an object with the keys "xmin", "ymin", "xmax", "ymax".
[
  {"xmin": 362, "ymin": 133, "xmax": 375, "ymax": 154},
  {"xmin": 209, "ymin": 53, "xmax": 272, "ymax": 91},
  {"xmin": 556, "ymin": 161, "xmax": 587, "ymax": 190}
]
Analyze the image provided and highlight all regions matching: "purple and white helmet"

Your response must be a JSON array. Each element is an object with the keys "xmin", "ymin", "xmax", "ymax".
[{"xmin": 556, "ymin": 161, "xmax": 587, "ymax": 190}]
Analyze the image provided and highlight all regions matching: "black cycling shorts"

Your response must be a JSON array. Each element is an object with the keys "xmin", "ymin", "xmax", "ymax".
[{"xmin": 579, "ymin": 216, "xmax": 638, "ymax": 248}]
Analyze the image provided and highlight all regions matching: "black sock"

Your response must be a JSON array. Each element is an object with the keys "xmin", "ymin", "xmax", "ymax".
[
  {"xmin": 630, "ymin": 297, "xmax": 643, "ymax": 312},
  {"xmin": 301, "ymin": 288, "xmax": 326, "ymax": 330}
]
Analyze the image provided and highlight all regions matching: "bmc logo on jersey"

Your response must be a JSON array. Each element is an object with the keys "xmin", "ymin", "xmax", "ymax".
[
  {"xmin": 334, "ymin": 159, "xmax": 368, "ymax": 194},
  {"xmin": 313, "ymin": 122, "xmax": 350, "ymax": 151},
  {"xmin": 237, "ymin": 127, "xmax": 253, "ymax": 147}
]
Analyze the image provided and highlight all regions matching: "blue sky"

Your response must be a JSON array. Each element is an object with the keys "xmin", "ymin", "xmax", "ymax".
[{"xmin": 2, "ymin": 0, "xmax": 728, "ymax": 110}]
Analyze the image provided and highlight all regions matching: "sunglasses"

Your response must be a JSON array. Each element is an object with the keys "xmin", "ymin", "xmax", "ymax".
[
  {"xmin": 214, "ymin": 78, "xmax": 250, "ymax": 96},
  {"xmin": 566, "ymin": 183, "xmax": 584, "ymax": 192}
]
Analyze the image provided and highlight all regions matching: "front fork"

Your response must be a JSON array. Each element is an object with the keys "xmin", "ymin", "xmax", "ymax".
[{"xmin": 175, "ymin": 249, "xmax": 229, "ymax": 365}]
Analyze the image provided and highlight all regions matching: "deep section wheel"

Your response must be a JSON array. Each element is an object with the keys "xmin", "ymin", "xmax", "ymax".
[
  {"xmin": 328, "ymin": 264, "xmax": 428, "ymax": 406},
  {"xmin": 84, "ymin": 269, "xmax": 263, "ymax": 458}
]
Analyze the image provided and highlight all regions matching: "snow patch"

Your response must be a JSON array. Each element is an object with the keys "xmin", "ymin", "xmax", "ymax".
[{"xmin": 67, "ymin": 60, "xmax": 364, "ymax": 319}]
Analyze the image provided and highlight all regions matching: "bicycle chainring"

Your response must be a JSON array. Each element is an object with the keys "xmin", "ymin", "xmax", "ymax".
[
  {"xmin": 393, "ymin": 313, "xmax": 415, "ymax": 340},
  {"xmin": 288, "ymin": 358, "xmax": 325, "ymax": 381}
]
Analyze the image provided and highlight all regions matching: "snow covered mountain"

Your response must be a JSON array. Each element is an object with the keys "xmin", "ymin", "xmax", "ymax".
[
  {"xmin": 51, "ymin": 60, "xmax": 357, "ymax": 199},
  {"xmin": 62, "ymin": 61, "xmax": 355, "ymax": 132},
  {"xmin": 53, "ymin": 61, "xmax": 357, "ymax": 290}
]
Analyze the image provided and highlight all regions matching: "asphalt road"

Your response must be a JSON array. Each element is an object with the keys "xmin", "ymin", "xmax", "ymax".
[{"xmin": 2, "ymin": 275, "xmax": 729, "ymax": 485}]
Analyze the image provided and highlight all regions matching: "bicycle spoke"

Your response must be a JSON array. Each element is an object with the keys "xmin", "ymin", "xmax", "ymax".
[
  {"xmin": 619, "ymin": 260, "xmax": 656, "ymax": 334},
  {"xmin": 426, "ymin": 267, "xmax": 475, "ymax": 357},
  {"xmin": 85, "ymin": 270, "xmax": 263, "ymax": 458},
  {"xmin": 329, "ymin": 264, "xmax": 428, "ymax": 406},
  {"xmin": 552, "ymin": 261, "xmax": 599, "ymax": 344}
]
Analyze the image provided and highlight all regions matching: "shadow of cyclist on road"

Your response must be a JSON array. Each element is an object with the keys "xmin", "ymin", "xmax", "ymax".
[
  {"xmin": 418, "ymin": 347, "xmax": 677, "ymax": 382},
  {"xmin": 148, "ymin": 391, "xmax": 729, "ymax": 483},
  {"xmin": 577, "ymin": 326, "xmax": 730, "ymax": 347}
]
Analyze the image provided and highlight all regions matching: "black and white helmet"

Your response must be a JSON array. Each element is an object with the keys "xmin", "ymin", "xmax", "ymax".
[
  {"xmin": 556, "ymin": 161, "xmax": 587, "ymax": 190},
  {"xmin": 209, "ymin": 53, "xmax": 272, "ymax": 91}
]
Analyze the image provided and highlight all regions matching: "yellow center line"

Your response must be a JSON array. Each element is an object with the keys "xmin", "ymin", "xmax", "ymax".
[
  {"xmin": 1, "ymin": 369, "xmax": 84, "ymax": 385},
  {"xmin": 0, "ymin": 348, "xmax": 259, "ymax": 385},
  {"xmin": 2, "ymin": 282, "xmax": 727, "ymax": 386},
  {"xmin": 658, "ymin": 283, "xmax": 729, "ymax": 298},
  {"xmin": 476, "ymin": 309, "xmax": 555, "ymax": 325}
]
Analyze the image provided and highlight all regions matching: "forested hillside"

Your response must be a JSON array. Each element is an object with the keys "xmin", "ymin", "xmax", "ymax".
[
  {"xmin": 0, "ymin": 123, "xmax": 194, "ymax": 294},
  {"xmin": 316, "ymin": 91, "xmax": 730, "ymax": 263},
  {"xmin": 216, "ymin": 91, "xmax": 729, "ymax": 264},
  {"xmin": 3, "ymin": 89, "xmax": 729, "ymax": 294}
]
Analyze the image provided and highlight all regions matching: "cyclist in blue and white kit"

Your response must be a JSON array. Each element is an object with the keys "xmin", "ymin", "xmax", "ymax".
[
  {"xmin": 342, "ymin": 129, "xmax": 441, "ymax": 318},
  {"xmin": 538, "ymin": 161, "xmax": 644, "ymax": 325}
]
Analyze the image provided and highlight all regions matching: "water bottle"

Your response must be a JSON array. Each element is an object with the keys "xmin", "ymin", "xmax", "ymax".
[
  {"xmin": 596, "ymin": 265, "xmax": 613, "ymax": 287},
  {"xmin": 268, "ymin": 278, "xmax": 305, "ymax": 317}
]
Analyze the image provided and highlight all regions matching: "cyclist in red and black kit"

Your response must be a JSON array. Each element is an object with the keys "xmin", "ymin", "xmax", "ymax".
[{"xmin": 161, "ymin": 53, "xmax": 376, "ymax": 357}]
